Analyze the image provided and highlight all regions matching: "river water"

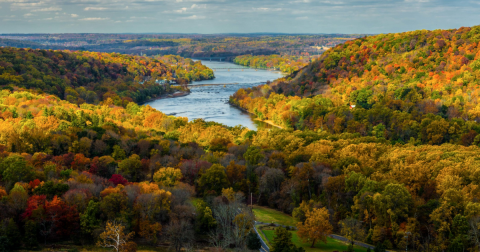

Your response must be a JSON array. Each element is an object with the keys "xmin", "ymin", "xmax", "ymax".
[{"xmin": 145, "ymin": 61, "xmax": 284, "ymax": 130}]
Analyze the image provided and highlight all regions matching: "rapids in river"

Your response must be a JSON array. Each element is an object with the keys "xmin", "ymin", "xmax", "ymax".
[{"xmin": 145, "ymin": 61, "xmax": 284, "ymax": 130}]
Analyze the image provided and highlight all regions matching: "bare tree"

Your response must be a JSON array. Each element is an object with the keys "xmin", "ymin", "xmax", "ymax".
[
  {"xmin": 97, "ymin": 221, "xmax": 135, "ymax": 252},
  {"xmin": 469, "ymin": 216, "xmax": 480, "ymax": 251},
  {"xmin": 166, "ymin": 220, "xmax": 194, "ymax": 252},
  {"xmin": 209, "ymin": 198, "xmax": 253, "ymax": 250}
]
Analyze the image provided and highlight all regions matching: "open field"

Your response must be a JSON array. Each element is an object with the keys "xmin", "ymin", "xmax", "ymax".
[
  {"xmin": 261, "ymin": 228, "xmax": 368, "ymax": 252},
  {"xmin": 253, "ymin": 205, "xmax": 297, "ymax": 226}
]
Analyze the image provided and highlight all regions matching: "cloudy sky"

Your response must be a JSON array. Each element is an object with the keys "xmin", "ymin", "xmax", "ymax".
[{"xmin": 0, "ymin": 0, "xmax": 479, "ymax": 34}]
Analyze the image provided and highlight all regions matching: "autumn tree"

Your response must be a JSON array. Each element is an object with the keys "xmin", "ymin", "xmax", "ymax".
[
  {"xmin": 138, "ymin": 219, "xmax": 162, "ymax": 245},
  {"xmin": 153, "ymin": 167, "xmax": 182, "ymax": 187},
  {"xmin": 118, "ymin": 154, "xmax": 142, "ymax": 182},
  {"xmin": 97, "ymin": 221, "xmax": 135, "ymax": 252},
  {"xmin": 339, "ymin": 217, "xmax": 365, "ymax": 247},
  {"xmin": 198, "ymin": 164, "xmax": 229, "ymax": 195},
  {"xmin": 297, "ymin": 207, "xmax": 333, "ymax": 248}
]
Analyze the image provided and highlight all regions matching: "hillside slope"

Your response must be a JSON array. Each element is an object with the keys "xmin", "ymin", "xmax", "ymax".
[
  {"xmin": 0, "ymin": 48, "xmax": 213, "ymax": 106},
  {"xmin": 231, "ymin": 26, "xmax": 480, "ymax": 145}
]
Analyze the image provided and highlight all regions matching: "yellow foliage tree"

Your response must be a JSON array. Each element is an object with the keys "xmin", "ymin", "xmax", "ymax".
[
  {"xmin": 153, "ymin": 167, "xmax": 182, "ymax": 187},
  {"xmin": 297, "ymin": 207, "xmax": 333, "ymax": 248},
  {"xmin": 139, "ymin": 219, "xmax": 162, "ymax": 245}
]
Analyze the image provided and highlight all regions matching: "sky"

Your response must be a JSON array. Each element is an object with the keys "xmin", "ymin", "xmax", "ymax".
[{"xmin": 0, "ymin": 0, "xmax": 479, "ymax": 34}]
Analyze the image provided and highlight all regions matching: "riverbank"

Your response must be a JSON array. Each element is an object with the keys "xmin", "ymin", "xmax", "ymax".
[{"xmin": 228, "ymin": 101, "xmax": 284, "ymax": 129}]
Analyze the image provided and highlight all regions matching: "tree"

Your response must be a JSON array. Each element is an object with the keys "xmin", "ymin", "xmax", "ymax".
[
  {"xmin": 0, "ymin": 218, "xmax": 21, "ymax": 250},
  {"xmin": 80, "ymin": 200, "xmax": 101, "ymax": 241},
  {"xmin": 271, "ymin": 226, "xmax": 304, "ymax": 252},
  {"xmin": 297, "ymin": 207, "xmax": 332, "ymax": 248},
  {"xmin": 109, "ymin": 174, "xmax": 129, "ymax": 186},
  {"xmin": 100, "ymin": 193, "xmax": 128, "ymax": 220},
  {"xmin": 0, "ymin": 155, "xmax": 34, "ymax": 185},
  {"xmin": 233, "ymin": 209, "xmax": 255, "ymax": 248},
  {"xmin": 24, "ymin": 220, "xmax": 39, "ymax": 249},
  {"xmin": 339, "ymin": 217, "xmax": 365, "ymax": 247},
  {"xmin": 244, "ymin": 146, "xmax": 264, "ymax": 166},
  {"xmin": 138, "ymin": 219, "xmax": 162, "ymax": 245},
  {"xmin": 97, "ymin": 221, "xmax": 135, "ymax": 252},
  {"xmin": 165, "ymin": 220, "xmax": 194, "ymax": 252},
  {"xmin": 153, "ymin": 167, "xmax": 182, "ymax": 187},
  {"xmin": 112, "ymin": 145, "xmax": 126, "ymax": 160},
  {"xmin": 195, "ymin": 200, "xmax": 216, "ymax": 232},
  {"xmin": 118, "ymin": 154, "xmax": 141, "ymax": 182},
  {"xmin": 198, "ymin": 164, "xmax": 229, "ymax": 195},
  {"xmin": 247, "ymin": 231, "xmax": 262, "ymax": 250}
]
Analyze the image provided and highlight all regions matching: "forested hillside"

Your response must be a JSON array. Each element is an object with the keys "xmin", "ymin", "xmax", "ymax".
[
  {"xmin": 1, "ymin": 90, "xmax": 480, "ymax": 250},
  {"xmin": 233, "ymin": 54, "xmax": 317, "ymax": 74},
  {"xmin": 231, "ymin": 26, "xmax": 480, "ymax": 145},
  {"xmin": 154, "ymin": 55, "xmax": 214, "ymax": 83},
  {"xmin": 0, "ymin": 48, "xmax": 213, "ymax": 106}
]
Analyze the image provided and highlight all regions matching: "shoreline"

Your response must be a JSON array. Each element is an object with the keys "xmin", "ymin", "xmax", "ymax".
[{"xmin": 228, "ymin": 101, "xmax": 284, "ymax": 130}]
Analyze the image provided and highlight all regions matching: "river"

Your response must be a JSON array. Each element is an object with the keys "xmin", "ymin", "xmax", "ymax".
[{"xmin": 145, "ymin": 61, "xmax": 284, "ymax": 130}]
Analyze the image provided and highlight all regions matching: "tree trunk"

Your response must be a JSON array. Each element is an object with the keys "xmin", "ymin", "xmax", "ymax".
[{"xmin": 311, "ymin": 238, "xmax": 316, "ymax": 248}]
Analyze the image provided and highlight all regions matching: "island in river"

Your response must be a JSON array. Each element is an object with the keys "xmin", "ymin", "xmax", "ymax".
[{"xmin": 144, "ymin": 60, "xmax": 284, "ymax": 130}]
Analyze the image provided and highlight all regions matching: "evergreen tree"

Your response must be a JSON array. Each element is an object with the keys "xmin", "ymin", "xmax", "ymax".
[
  {"xmin": 24, "ymin": 220, "xmax": 39, "ymax": 249},
  {"xmin": 246, "ymin": 231, "xmax": 262, "ymax": 250}
]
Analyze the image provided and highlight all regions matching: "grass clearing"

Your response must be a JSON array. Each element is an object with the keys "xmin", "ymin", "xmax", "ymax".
[
  {"xmin": 253, "ymin": 205, "xmax": 297, "ymax": 226},
  {"xmin": 261, "ymin": 227, "xmax": 368, "ymax": 252},
  {"xmin": 255, "ymin": 225, "xmax": 272, "ymax": 249}
]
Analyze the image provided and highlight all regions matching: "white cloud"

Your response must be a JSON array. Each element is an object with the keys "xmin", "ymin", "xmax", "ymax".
[
  {"xmin": 11, "ymin": 1, "xmax": 45, "ymax": 9},
  {"xmin": 33, "ymin": 7, "xmax": 62, "ymax": 12},
  {"xmin": 295, "ymin": 16, "xmax": 308, "ymax": 20},
  {"xmin": 182, "ymin": 15, "xmax": 204, "ymax": 19},
  {"xmin": 252, "ymin": 7, "xmax": 282, "ymax": 12},
  {"xmin": 23, "ymin": 13, "xmax": 33, "ymax": 17},
  {"xmin": 84, "ymin": 7, "xmax": 107, "ymax": 11},
  {"xmin": 173, "ymin": 7, "xmax": 187, "ymax": 13},
  {"xmin": 79, "ymin": 17, "xmax": 109, "ymax": 21},
  {"xmin": 71, "ymin": 13, "xmax": 78, "ymax": 17},
  {"xmin": 191, "ymin": 4, "xmax": 206, "ymax": 9}
]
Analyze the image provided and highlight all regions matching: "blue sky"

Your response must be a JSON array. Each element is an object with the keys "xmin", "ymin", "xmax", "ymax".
[{"xmin": 0, "ymin": 0, "xmax": 479, "ymax": 34}]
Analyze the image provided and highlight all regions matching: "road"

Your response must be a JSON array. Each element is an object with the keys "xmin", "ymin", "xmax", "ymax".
[{"xmin": 254, "ymin": 221, "xmax": 270, "ymax": 252}]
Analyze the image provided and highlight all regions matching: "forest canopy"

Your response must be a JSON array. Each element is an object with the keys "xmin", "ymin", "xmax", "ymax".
[{"xmin": 0, "ymin": 48, "xmax": 213, "ymax": 106}]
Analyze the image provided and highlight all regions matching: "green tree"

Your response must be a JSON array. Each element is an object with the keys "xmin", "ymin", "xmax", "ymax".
[
  {"xmin": 1, "ymin": 218, "xmax": 21, "ymax": 250},
  {"xmin": 80, "ymin": 200, "xmax": 101, "ymax": 240},
  {"xmin": 24, "ymin": 220, "xmax": 39, "ymax": 249},
  {"xmin": 118, "ymin": 154, "xmax": 141, "ymax": 182},
  {"xmin": 198, "ymin": 164, "xmax": 229, "ymax": 195},
  {"xmin": 195, "ymin": 200, "xmax": 216, "ymax": 232},
  {"xmin": 0, "ymin": 155, "xmax": 34, "ymax": 184},
  {"xmin": 271, "ymin": 227, "xmax": 304, "ymax": 252},
  {"xmin": 243, "ymin": 147, "xmax": 264, "ymax": 166},
  {"xmin": 246, "ymin": 231, "xmax": 262, "ymax": 250},
  {"xmin": 112, "ymin": 145, "xmax": 126, "ymax": 160},
  {"xmin": 100, "ymin": 193, "xmax": 128, "ymax": 220},
  {"xmin": 373, "ymin": 183, "xmax": 412, "ymax": 226}
]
